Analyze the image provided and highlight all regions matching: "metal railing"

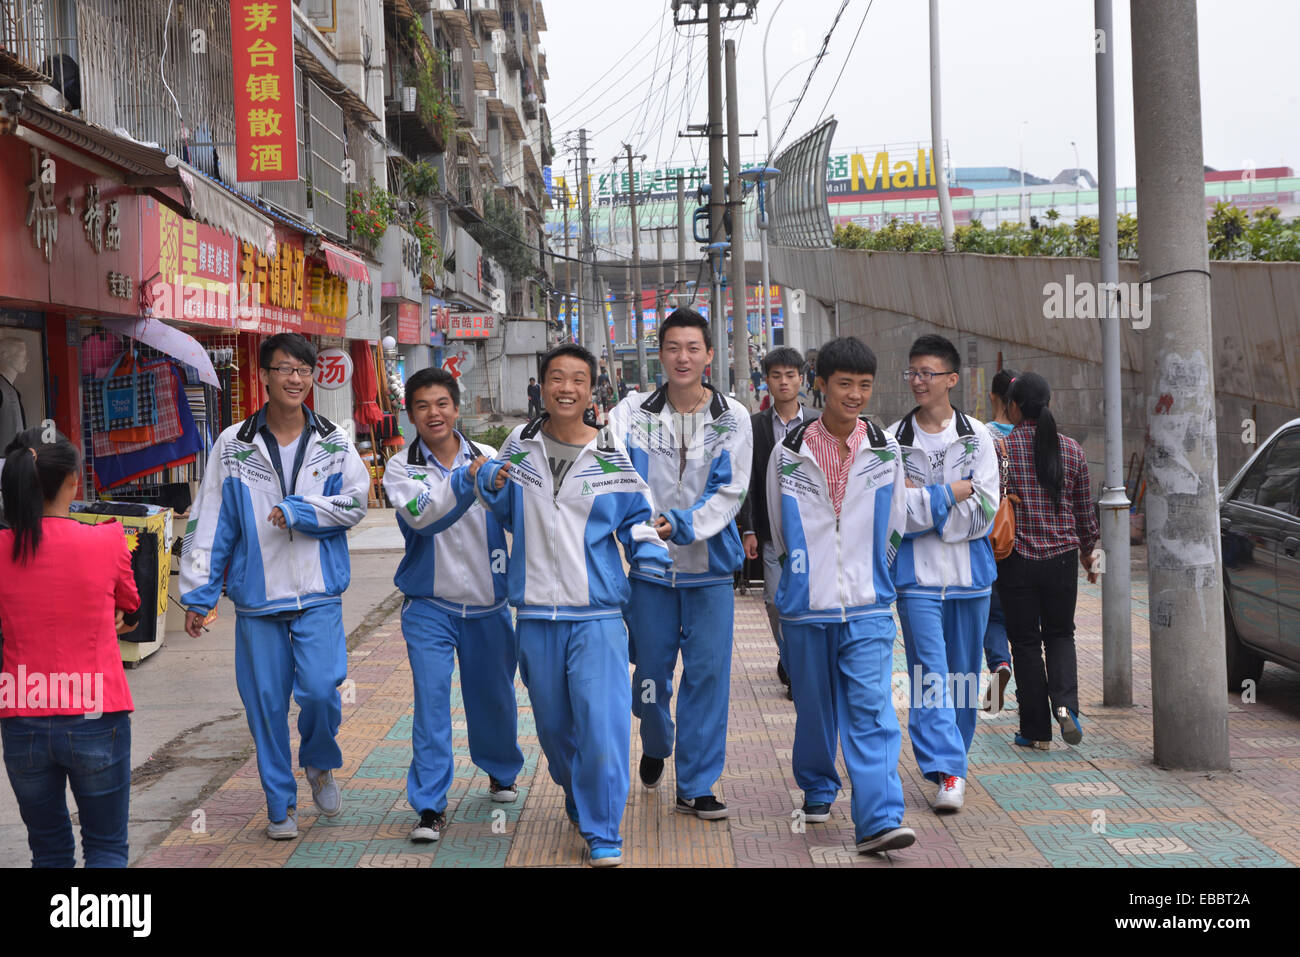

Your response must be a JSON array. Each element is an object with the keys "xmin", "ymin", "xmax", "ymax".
[
  {"xmin": 308, "ymin": 80, "xmax": 347, "ymax": 240},
  {"xmin": 0, "ymin": 0, "xmax": 61, "ymax": 80}
]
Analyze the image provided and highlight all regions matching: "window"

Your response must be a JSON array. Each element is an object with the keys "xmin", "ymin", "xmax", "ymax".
[{"xmin": 1234, "ymin": 429, "xmax": 1300, "ymax": 515}]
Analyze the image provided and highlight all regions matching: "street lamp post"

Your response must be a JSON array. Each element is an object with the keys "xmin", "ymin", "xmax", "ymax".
[
  {"xmin": 1019, "ymin": 120, "xmax": 1029, "ymax": 223},
  {"xmin": 740, "ymin": 165, "xmax": 780, "ymax": 354},
  {"xmin": 1071, "ymin": 139, "xmax": 1081, "ymax": 221},
  {"xmin": 762, "ymin": 0, "xmax": 792, "ymax": 352}
]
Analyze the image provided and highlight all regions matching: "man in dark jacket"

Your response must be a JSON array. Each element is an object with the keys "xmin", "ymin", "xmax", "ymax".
[{"xmin": 739, "ymin": 347, "xmax": 818, "ymax": 698}]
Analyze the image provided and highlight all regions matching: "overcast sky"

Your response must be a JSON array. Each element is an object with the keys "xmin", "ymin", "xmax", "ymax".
[{"xmin": 539, "ymin": 0, "xmax": 1299, "ymax": 193}]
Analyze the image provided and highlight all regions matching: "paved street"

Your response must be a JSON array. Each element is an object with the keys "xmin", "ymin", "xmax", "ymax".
[{"xmin": 133, "ymin": 543, "xmax": 1300, "ymax": 868}]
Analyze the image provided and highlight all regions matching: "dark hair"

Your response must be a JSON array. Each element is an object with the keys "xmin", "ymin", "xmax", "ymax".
[
  {"xmin": 816, "ymin": 337, "xmax": 877, "ymax": 381},
  {"xmin": 658, "ymin": 308, "xmax": 711, "ymax": 348},
  {"xmin": 990, "ymin": 367, "xmax": 1018, "ymax": 400},
  {"xmin": 909, "ymin": 334, "xmax": 960, "ymax": 373},
  {"xmin": 1007, "ymin": 371, "xmax": 1064, "ymax": 508},
  {"xmin": 2, "ymin": 426, "xmax": 81, "ymax": 563},
  {"xmin": 260, "ymin": 332, "xmax": 316, "ymax": 370},
  {"xmin": 762, "ymin": 347, "xmax": 804, "ymax": 376},
  {"xmin": 539, "ymin": 342, "xmax": 597, "ymax": 381},
  {"xmin": 405, "ymin": 366, "xmax": 459, "ymax": 411}
]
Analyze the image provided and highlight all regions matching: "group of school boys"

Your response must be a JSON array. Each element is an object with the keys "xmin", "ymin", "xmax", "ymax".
[{"xmin": 178, "ymin": 314, "xmax": 1000, "ymax": 867}]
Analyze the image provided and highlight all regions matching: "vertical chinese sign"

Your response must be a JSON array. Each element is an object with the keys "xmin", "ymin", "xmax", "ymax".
[{"xmin": 232, "ymin": 1, "xmax": 298, "ymax": 182}]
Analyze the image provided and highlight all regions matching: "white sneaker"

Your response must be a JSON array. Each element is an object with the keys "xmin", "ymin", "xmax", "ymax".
[{"xmin": 932, "ymin": 774, "xmax": 965, "ymax": 812}]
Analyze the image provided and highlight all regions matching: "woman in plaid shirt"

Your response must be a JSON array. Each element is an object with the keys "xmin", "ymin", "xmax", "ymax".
[{"xmin": 998, "ymin": 372, "xmax": 1099, "ymax": 749}]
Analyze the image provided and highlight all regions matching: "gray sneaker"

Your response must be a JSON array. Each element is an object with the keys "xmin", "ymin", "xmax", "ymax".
[
  {"xmin": 306, "ymin": 766, "xmax": 342, "ymax": 817},
  {"xmin": 266, "ymin": 811, "xmax": 298, "ymax": 840}
]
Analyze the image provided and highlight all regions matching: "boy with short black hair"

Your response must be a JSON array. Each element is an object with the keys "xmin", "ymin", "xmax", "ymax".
[
  {"xmin": 609, "ymin": 308, "xmax": 752, "ymax": 820},
  {"xmin": 477, "ymin": 342, "xmax": 670, "ymax": 867},
  {"xmin": 181, "ymin": 332, "xmax": 370, "ymax": 839},
  {"xmin": 767, "ymin": 336, "xmax": 914, "ymax": 854},
  {"xmin": 739, "ymin": 346, "xmax": 819, "ymax": 695},
  {"xmin": 888, "ymin": 334, "xmax": 999, "ymax": 814},
  {"xmin": 382, "ymin": 366, "xmax": 523, "ymax": 844}
]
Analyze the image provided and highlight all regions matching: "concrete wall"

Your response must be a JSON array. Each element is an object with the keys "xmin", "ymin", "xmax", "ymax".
[{"xmin": 769, "ymin": 247, "xmax": 1300, "ymax": 484}]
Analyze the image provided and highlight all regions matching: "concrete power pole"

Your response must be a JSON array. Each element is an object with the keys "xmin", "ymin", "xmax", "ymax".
[
  {"xmin": 1096, "ymin": 0, "xmax": 1132, "ymax": 707},
  {"xmin": 625, "ymin": 144, "xmax": 647, "ymax": 390},
  {"xmin": 928, "ymin": 0, "xmax": 955, "ymax": 252},
  {"xmin": 578, "ymin": 128, "xmax": 597, "ymax": 358},
  {"xmin": 725, "ymin": 38, "xmax": 753, "ymax": 410},
  {"xmin": 706, "ymin": 1, "xmax": 728, "ymax": 392},
  {"xmin": 677, "ymin": 173, "xmax": 687, "ymax": 303},
  {"xmin": 562, "ymin": 183, "xmax": 572, "ymax": 345},
  {"xmin": 1130, "ymin": 0, "xmax": 1229, "ymax": 770}
]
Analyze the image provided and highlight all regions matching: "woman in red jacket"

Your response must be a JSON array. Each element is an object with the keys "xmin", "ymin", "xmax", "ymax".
[{"xmin": 0, "ymin": 427, "xmax": 139, "ymax": 867}]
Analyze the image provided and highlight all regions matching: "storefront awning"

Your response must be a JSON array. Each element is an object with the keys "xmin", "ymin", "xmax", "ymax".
[
  {"xmin": 175, "ymin": 160, "xmax": 277, "ymax": 256},
  {"xmin": 321, "ymin": 241, "xmax": 371, "ymax": 284}
]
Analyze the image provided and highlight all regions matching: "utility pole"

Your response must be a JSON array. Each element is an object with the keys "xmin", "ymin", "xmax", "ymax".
[
  {"xmin": 625, "ymin": 144, "xmax": 647, "ymax": 390},
  {"xmin": 1095, "ymin": 0, "xmax": 1132, "ymax": 707},
  {"xmin": 599, "ymin": 274, "xmax": 618, "ymax": 397},
  {"xmin": 1131, "ymin": 0, "xmax": 1229, "ymax": 770},
  {"xmin": 562, "ymin": 183, "xmax": 572, "ymax": 344},
  {"xmin": 676, "ymin": 172, "xmax": 687, "ymax": 302},
  {"xmin": 578, "ymin": 128, "xmax": 596, "ymax": 358},
  {"xmin": 641, "ymin": 225, "xmax": 674, "ymax": 384},
  {"xmin": 725, "ymin": 38, "xmax": 753, "ymax": 409},
  {"xmin": 706, "ymin": 1, "xmax": 728, "ymax": 392},
  {"xmin": 928, "ymin": 0, "xmax": 955, "ymax": 251}
]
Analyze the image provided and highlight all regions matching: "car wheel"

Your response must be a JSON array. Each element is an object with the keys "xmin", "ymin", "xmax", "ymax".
[{"xmin": 1224, "ymin": 594, "xmax": 1264, "ymax": 692}]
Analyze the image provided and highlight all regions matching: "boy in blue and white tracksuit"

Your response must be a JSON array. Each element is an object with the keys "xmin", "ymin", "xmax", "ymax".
[
  {"xmin": 180, "ymin": 401, "xmax": 369, "ymax": 828},
  {"xmin": 476, "ymin": 409, "xmax": 670, "ymax": 862},
  {"xmin": 609, "ymin": 379, "xmax": 752, "ymax": 814},
  {"xmin": 383, "ymin": 423, "xmax": 523, "ymax": 838},
  {"xmin": 767, "ymin": 336, "xmax": 915, "ymax": 853},
  {"xmin": 888, "ymin": 405, "xmax": 999, "ymax": 808}
]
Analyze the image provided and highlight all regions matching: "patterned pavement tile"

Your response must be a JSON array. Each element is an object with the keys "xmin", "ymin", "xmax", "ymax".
[{"xmin": 141, "ymin": 569, "xmax": 1300, "ymax": 868}]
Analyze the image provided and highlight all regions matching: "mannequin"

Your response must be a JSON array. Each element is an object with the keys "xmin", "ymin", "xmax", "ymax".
[{"xmin": 0, "ymin": 337, "xmax": 28, "ymax": 453}]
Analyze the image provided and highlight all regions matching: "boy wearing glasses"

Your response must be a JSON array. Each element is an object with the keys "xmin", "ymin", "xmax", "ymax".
[
  {"xmin": 181, "ymin": 332, "xmax": 370, "ymax": 839},
  {"xmin": 887, "ymin": 334, "xmax": 998, "ymax": 814}
]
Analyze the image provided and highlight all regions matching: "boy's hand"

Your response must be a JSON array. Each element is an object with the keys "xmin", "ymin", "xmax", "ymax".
[
  {"xmin": 905, "ymin": 478, "xmax": 919, "ymax": 489},
  {"xmin": 468, "ymin": 455, "xmax": 488, "ymax": 480},
  {"xmin": 115, "ymin": 609, "xmax": 130, "ymax": 635},
  {"xmin": 653, "ymin": 515, "xmax": 673, "ymax": 540},
  {"xmin": 185, "ymin": 610, "xmax": 206, "ymax": 638},
  {"xmin": 268, "ymin": 506, "xmax": 287, "ymax": 529},
  {"xmin": 950, "ymin": 479, "xmax": 974, "ymax": 502},
  {"xmin": 743, "ymin": 531, "xmax": 758, "ymax": 560},
  {"xmin": 493, "ymin": 461, "xmax": 512, "ymax": 490}
]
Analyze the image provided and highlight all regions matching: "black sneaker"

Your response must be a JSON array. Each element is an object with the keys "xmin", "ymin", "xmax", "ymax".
[
  {"xmin": 856, "ymin": 826, "xmax": 916, "ymax": 855},
  {"xmin": 676, "ymin": 794, "xmax": 729, "ymax": 820},
  {"xmin": 639, "ymin": 754, "xmax": 666, "ymax": 789},
  {"xmin": 777, "ymin": 659, "xmax": 790, "ymax": 686},
  {"xmin": 802, "ymin": 802, "xmax": 832, "ymax": 823},
  {"xmin": 410, "ymin": 810, "xmax": 446, "ymax": 843},
  {"xmin": 786, "ymin": 684, "xmax": 794, "ymax": 702},
  {"xmin": 489, "ymin": 777, "xmax": 518, "ymax": 803}
]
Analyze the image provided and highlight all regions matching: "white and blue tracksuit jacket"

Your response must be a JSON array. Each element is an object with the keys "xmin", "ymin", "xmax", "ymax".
[
  {"xmin": 180, "ymin": 405, "xmax": 370, "ymax": 616},
  {"xmin": 475, "ymin": 418, "xmax": 671, "ymax": 620},
  {"xmin": 608, "ymin": 383, "xmax": 752, "ymax": 587},
  {"xmin": 766, "ymin": 419, "xmax": 909, "ymax": 623},
  {"xmin": 382, "ymin": 433, "xmax": 508, "ymax": 617},
  {"xmin": 887, "ymin": 408, "xmax": 999, "ymax": 599}
]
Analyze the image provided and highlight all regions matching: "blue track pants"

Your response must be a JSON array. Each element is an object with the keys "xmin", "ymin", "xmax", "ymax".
[
  {"xmin": 783, "ymin": 615, "xmax": 905, "ymax": 842},
  {"xmin": 400, "ymin": 599, "xmax": 524, "ymax": 815},
  {"xmin": 516, "ymin": 616, "xmax": 631, "ymax": 852},
  {"xmin": 625, "ymin": 579, "xmax": 734, "ymax": 799},
  {"xmin": 897, "ymin": 594, "xmax": 990, "ymax": 783},
  {"xmin": 234, "ymin": 602, "xmax": 347, "ymax": 821}
]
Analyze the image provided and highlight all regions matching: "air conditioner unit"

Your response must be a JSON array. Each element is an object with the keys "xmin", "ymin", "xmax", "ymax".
[{"xmin": 401, "ymin": 86, "xmax": 417, "ymax": 112}]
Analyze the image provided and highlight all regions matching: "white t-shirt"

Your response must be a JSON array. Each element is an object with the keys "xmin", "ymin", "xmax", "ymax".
[{"xmin": 912, "ymin": 416, "xmax": 957, "ymax": 476}]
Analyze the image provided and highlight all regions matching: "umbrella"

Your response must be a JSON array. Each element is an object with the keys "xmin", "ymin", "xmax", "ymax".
[{"xmin": 99, "ymin": 317, "xmax": 221, "ymax": 389}]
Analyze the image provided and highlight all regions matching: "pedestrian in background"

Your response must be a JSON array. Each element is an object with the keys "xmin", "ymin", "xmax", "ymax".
[
  {"xmin": 981, "ymin": 368, "xmax": 1018, "ymax": 712},
  {"xmin": 0, "ymin": 427, "xmax": 139, "ymax": 867},
  {"xmin": 997, "ymin": 371, "xmax": 1098, "ymax": 749},
  {"xmin": 526, "ymin": 377, "xmax": 543, "ymax": 418}
]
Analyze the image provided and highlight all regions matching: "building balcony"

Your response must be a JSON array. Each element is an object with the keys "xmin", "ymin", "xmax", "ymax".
[
  {"xmin": 470, "ymin": 0, "xmax": 502, "ymax": 32},
  {"xmin": 522, "ymin": 92, "xmax": 538, "ymax": 120}
]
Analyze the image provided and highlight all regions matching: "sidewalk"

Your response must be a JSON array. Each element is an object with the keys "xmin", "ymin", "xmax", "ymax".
[{"xmin": 136, "ymin": 566, "xmax": 1300, "ymax": 868}]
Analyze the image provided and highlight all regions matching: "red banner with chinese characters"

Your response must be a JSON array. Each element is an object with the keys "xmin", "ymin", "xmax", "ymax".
[
  {"xmin": 231, "ymin": 0, "xmax": 298, "ymax": 181},
  {"xmin": 140, "ymin": 198, "xmax": 240, "ymax": 327},
  {"xmin": 446, "ymin": 313, "xmax": 495, "ymax": 340},
  {"xmin": 396, "ymin": 302, "xmax": 421, "ymax": 344},
  {"xmin": 237, "ymin": 230, "xmax": 304, "ymax": 334}
]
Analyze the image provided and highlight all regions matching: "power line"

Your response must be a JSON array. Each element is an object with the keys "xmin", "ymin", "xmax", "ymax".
[
  {"xmin": 548, "ymin": 12, "xmax": 666, "ymax": 128},
  {"xmin": 813, "ymin": 0, "xmax": 875, "ymax": 129},
  {"xmin": 767, "ymin": 0, "xmax": 853, "ymax": 164}
]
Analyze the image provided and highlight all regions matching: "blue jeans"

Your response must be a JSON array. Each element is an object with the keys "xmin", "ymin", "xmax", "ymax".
[
  {"xmin": 983, "ymin": 586, "xmax": 1011, "ymax": 671},
  {"xmin": 1, "ymin": 710, "xmax": 132, "ymax": 867}
]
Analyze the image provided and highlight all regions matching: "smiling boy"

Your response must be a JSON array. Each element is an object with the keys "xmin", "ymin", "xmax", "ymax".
[
  {"xmin": 608, "ymin": 308, "xmax": 752, "ymax": 819},
  {"xmin": 766, "ymin": 337, "xmax": 914, "ymax": 854},
  {"xmin": 180, "ymin": 332, "xmax": 370, "ymax": 839},
  {"xmin": 887, "ymin": 334, "xmax": 999, "ymax": 814},
  {"xmin": 476, "ymin": 343, "xmax": 670, "ymax": 867},
  {"xmin": 381, "ymin": 367, "xmax": 523, "ymax": 844}
]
